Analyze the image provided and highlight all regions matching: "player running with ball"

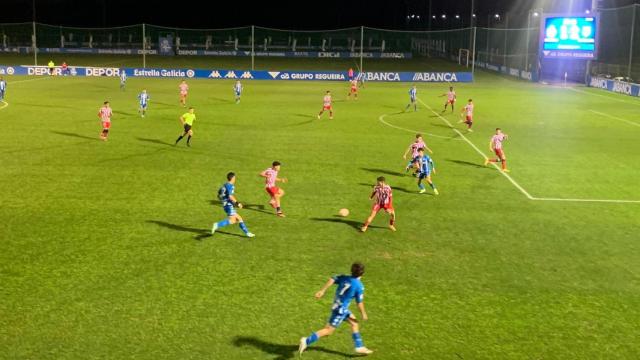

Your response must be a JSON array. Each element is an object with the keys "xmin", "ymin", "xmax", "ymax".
[
  {"xmin": 361, "ymin": 176, "xmax": 396, "ymax": 232},
  {"xmin": 211, "ymin": 172, "xmax": 255, "ymax": 238},
  {"xmin": 298, "ymin": 262, "xmax": 374, "ymax": 356},
  {"xmin": 260, "ymin": 161, "xmax": 287, "ymax": 217}
]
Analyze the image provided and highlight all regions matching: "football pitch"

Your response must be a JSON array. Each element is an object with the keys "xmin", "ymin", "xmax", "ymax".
[{"xmin": 1, "ymin": 67, "xmax": 639, "ymax": 359}]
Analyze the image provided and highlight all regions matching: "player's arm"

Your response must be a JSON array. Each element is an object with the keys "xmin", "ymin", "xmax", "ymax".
[
  {"xmin": 357, "ymin": 301, "xmax": 368, "ymax": 321},
  {"xmin": 430, "ymin": 159, "xmax": 436, "ymax": 174},
  {"xmin": 314, "ymin": 278, "xmax": 335, "ymax": 299},
  {"xmin": 489, "ymin": 140, "xmax": 495, "ymax": 152},
  {"xmin": 179, "ymin": 115, "xmax": 185, "ymax": 125},
  {"xmin": 228, "ymin": 194, "xmax": 243, "ymax": 209},
  {"xmin": 402, "ymin": 146, "xmax": 411, "ymax": 159},
  {"xmin": 276, "ymin": 177, "xmax": 288, "ymax": 183},
  {"xmin": 259, "ymin": 170, "xmax": 268, "ymax": 178}
]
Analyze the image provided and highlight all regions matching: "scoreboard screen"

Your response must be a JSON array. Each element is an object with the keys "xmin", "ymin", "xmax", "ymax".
[{"xmin": 542, "ymin": 16, "xmax": 597, "ymax": 59}]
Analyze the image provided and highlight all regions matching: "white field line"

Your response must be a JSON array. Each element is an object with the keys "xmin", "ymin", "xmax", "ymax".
[
  {"xmin": 589, "ymin": 110, "xmax": 640, "ymax": 128},
  {"xmin": 417, "ymin": 98, "xmax": 640, "ymax": 204},
  {"xmin": 417, "ymin": 98, "xmax": 534, "ymax": 199},
  {"xmin": 378, "ymin": 113, "xmax": 461, "ymax": 140},
  {"xmin": 0, "ymin": 100, "xmax": 7, "ymax": 110},
  {"xmin": 569, "ymin": 87, "xmax": 640, "ymax": 107}
]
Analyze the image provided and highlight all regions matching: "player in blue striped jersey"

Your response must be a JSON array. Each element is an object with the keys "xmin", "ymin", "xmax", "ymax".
[
  {"xmin": 0, "ymin": 77, "xmax": 6, "ymax": 101},
  {"xmin": 234, "ymin": 80, "xmax": 243, "ymax": 104},
  {"xmin": 405, "ymin": 84, "xmax": 418, "ymax": 112},
  {"xmin": 416, "ymin": 148, "xmax": 438, "ymax": 194},
  {"xmin": 299, "ymin": 262, "xmax": 373, "ymax": 356},
  {"xmin": 119, "ymin": 69, "xmax": 127, "ymax": 91},
  {"xmin": 138, "ymin": 89, "xmax": 150, "ymax": 117}
]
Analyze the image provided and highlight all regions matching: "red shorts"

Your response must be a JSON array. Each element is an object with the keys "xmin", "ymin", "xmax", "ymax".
[
  {"xmin": 266, "ymin": 186, "xmax": 280, "ymax": 197},
  {"xmin": 323, "ymin": 105, "xmax": 332, "ymax": 111},
  {"xmin": 494, "ymin": 148, "xmax": 505, "ymax": 160},
  {"xmin": 466, "ymin": 115, "xmax": 473, "ymax": 122},
  {"xmin": 350, "ymin": 87, "xmax": 358, "ymax": 93},
  {"xmin": 102, "ymin": 121, "xmax": 111, "ymax": 129},
  {"xmin": 180, "ymin": 92, "xmax": 188, "ymax": 97},
  {"xmin": 372, "ymin": 202, "xmax": 394, "ymax": 213},
  {"xmin": 448, "ymin": 99, "xmax": 455, "ymax": 105}
]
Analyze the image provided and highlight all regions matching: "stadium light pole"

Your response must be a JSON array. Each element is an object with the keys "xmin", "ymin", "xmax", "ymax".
[
  {"xmin": 628, "ymin": 5, "xmax": 637, "ymax": 78},
  {"xmin": 251, "ymin": 25, "xmax": 255, "ymax": 71},
  {"xmin": 503, "ymin": 12, "xmax": 509, "ymax": 69},
  {"xmin": 525, "ymin": 8, "xmax": 542, "ymax": 72},
  {"xmin": 360, "ymin": 26, "xmax": 364, "ymax": 76}
]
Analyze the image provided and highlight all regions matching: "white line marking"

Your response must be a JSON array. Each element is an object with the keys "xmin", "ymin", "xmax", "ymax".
[
  {"xmin": 6, "ymin": 76, "xmax": 52, "ymax": 85},
  {"xmin": 378, "ymin": 113, "xmax": 461, "ymax": 140},
  {"xmin": 417, "ymin": 98, "xmax": 535, "ymax": 199},
  {"xmin": 0, "ymin": 100, "xmax": 7, "ymax": 110},
  {"xmin": 417, "ymin": 98, "xmax": 640, "ymax": 204},
  {"xmin": 569, "ymin": 87, "xmax": 640, "ymax": 107},
  {"xmin": 589, "ymin": 109, "xmax": 640, "ymax": 128}
]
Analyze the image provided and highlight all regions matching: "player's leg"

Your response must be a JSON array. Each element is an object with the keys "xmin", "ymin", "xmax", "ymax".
[
  {"xmin": 451, "ymin": 101, "xmax": 455, "ymax": 113},
  {"xmin": 329, "ymin": 109, "xmax": 333, "ymax": 120},
  {"xmin": 175, "ymin": 128, "xmax": 188, "ymax": 144},
  {"xmin": 299, "ymin": 324, "xmax": 336, "ymax": 354},
  {"xmin": 500, "ymin": 152, "xmax": 508, "ymax": 172},
  {"xmin": 186, "ymin": 129, "xmax": 193, "ymax": 146},
  {"xmin": 361, "ymin": 208, "xmax": 378, "ymax": 232},
  {"xmin": 418, "ymin": 174, "xmax": 425, "ymax": 192},
  {"xmin": 318, "ymin": 108, "xmax": 324, "ymax": 119},
  {"xmin": 274, "ymin": 189, "xmax": 285, "ymax": 216},
  {"xmin": 347, "ymin": 317, "xmax": 373, "ymax": 354},
  {"xmin": 388, "ymin": 209, "xmax": 396, "ymax": 231},
  {"xmin": 234, "ymin": 214, "xmax": 255, "ymax": 237},
  {"xmin": 427, "ymin": 175, "xmax": 439, "ymax": 195}
]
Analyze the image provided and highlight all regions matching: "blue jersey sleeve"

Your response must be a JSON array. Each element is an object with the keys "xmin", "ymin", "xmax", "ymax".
[
  {"xmin": 225, "ymin": 183, "xmax": 235, "ymax": 197},
  {"xmin": 355, "ymin": 281, "xmax": 364, "ymax": 303}
]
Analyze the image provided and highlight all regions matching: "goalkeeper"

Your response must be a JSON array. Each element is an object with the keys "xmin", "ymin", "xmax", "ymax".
[{"xmin": 211, "ymin": 172, "xmax": 255, "ymax": 238}]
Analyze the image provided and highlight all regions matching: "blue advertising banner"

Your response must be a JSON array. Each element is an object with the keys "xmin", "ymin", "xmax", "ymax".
[
  {"xmin": 587, "ymin": 76, "xmax": 640, "ymax": 97},
  {"xmin": 0, "ymin": 65, "xmax": 473, "ymax": 83}
]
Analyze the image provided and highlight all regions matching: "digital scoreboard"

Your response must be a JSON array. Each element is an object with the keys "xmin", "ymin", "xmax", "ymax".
[{"xmin": 541, "ymin": 16, "xmax": 597, "ymax": 59}]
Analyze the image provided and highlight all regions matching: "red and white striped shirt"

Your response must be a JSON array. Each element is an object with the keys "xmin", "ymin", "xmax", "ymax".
[
  {"xmin": 373, "ymin": 184, "xmax": 393, "ymax": 206},
  {"xmin": 447, "ymin": 91, "xmax": 456, "ymax": 100},
  {"xmin": 492, "ymin": 133, "xmax": 507, "ymax": 150},
  {"xmin": 263, "ymin": 168, "xmax": 278, "ymax": 188},
  {"xmin": 98, "ymin": 106, "xmax": 112, "ymax": 122},
  {"xmin": 464, "ymin": 103, "xmax": 474, "ymax": 116},
  {"xmin": 323, "ymin": 95, "xmax": 332, "ymax": 107}
]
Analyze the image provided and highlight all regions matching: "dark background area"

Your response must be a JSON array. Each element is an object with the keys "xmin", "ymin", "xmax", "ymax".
[{"xmin": 0, "ymin": 0, "xmax": 637, "ymax": 29}]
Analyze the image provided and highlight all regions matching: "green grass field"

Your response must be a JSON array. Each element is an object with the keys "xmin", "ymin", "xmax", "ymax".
[{"xmin": 1, "ymin": 68, "xmax": 639, "ymax": 359}]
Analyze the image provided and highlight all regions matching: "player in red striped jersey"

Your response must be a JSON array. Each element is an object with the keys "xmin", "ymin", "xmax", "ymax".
[
  {"xmin": 318, "ymin": 91, "xmax": 333, "ymax": 120},
  {"xmin": 484, "ymin": 128, "xmax": 510, "ymax": 172},
  {"xmin": 361, "ymin": 176, "xmax": 396, "ymax": 232},
  {"xmin": 347, "ymin": 79, "xmax": 358, "ymax": 100},
  {"xmin": 259, "ymin": 161, "xmax": 288, "ymax": 217},
  {"xmin": 97, "ymin": 101, "xmax": 112, "ymax": 141}
]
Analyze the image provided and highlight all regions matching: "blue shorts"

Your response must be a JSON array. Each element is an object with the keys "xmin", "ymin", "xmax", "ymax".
[
  {"xmin": 419, "ymin": 171, "xmax": 431, "ymax": 179},
  {"xmin": 235, "ymin": 91, "xmax": 241, "ymax": 96},
  {"xmin": 223, "ymin": 204, "xmax": 236, "ymax": 216},
  {"xmin": 410, "ymin": 97, "xmax": 416, "ymax": 103},
  {"xmin": 140, "ymin": 103, "xmax": 148, "ymax": 109},
  {"xmin": 328, "ymin": 308, "xmax": 352, "ymax": 328}
]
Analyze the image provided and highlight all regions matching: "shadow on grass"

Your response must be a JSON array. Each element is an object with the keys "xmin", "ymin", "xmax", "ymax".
[
  {"xmin": 446, "ymin": 159, "xmax": 486, "ymax": 169},
  {"xmin": 356, "ymin": 182, "xmax": 419, "ymax": 195},
  {"xmin": 310, "ymin": 216, "xmax": 383, "ymax": 231},
  {"xmin": 429, "ymin": 122, "xmax": 454, "ymax": 129},
  {"xmin": 207, "ymin": 201, "xmax": 272, "ymax": 215},
  {"xmin": 360, "ymin": 167, "xmax": 405, "ymax": 178},
  {"xmin": 51, "ymin": 131, "xmax": 99, "ymax": 141},
  {"xmin": 136, "ymin": 137, "xmax": 174, "ymax": 146},
  {"xmin": 146, "ymin": 220, "xmax": 244, "ymax": 240},
  {"xmin": 232, "ymin": 336, "xmax": 359, "ymax": 360}
]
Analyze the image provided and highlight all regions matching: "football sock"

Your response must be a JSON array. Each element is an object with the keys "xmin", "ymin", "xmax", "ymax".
[
  {"xmin": 419, "ymin": 183, "xmax": 425, "ymax": 190},
  {"xmin": 216, "ymin": 219, "xmax": 231, "ymax": 228},
  {"xmin": 430, "ymin": 182, "xmax": 436, "ymax": 189},
  {"xmin": 306, "ymin": 332, "xmax": 319, "ymax": 346},
  {"xmin": 276, "ymin": 207, "xmax": 281, "ymax": 213},
  {"xmin": 352, "ymin": 332, "xmax": 364, "ymax": 348},
  {"xmin": 175, "ymin": 135, "xmax": 184, "ymax": 143},
  {"xmin": 187, "ymin": 135, "xmax": 192, "ymax": 144},
  {"xmin": 502, "ymin": 160, "xmax": 507, "ymax": 170},
  {"xmin": 239, "ymin": 222, "xmax": 249, "ymax": 234}
]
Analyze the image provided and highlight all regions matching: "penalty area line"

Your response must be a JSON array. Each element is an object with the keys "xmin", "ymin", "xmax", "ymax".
[
  {"xmin": 589, "ymin": 110, "xmax": 640, "ymax": 128},
  {"xmin": 417, "ymin": 98, "xmax": 640, "ymax": 204},
  {"xmin": 417, "ymin": 98, "xmax": 535, "ymax": 200},
  {"xmin": 378, "ymin": 113, "xmax": 461, "ymax": 141}
]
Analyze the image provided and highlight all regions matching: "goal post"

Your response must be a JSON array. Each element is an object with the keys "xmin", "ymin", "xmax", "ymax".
[{"xmin": 458, "ymin": 48, "xmax": 470, "ymax": 67}]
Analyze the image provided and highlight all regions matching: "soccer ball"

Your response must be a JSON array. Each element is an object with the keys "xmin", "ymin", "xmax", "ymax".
[{"xmin": 338, "ymin": 208, "xmax": 350, "ymax": 217}]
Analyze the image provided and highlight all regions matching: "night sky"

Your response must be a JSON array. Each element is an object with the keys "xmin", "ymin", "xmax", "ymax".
[{"xmin": 0, "ymin": 0, "xmax": 637, "ymax": 29}]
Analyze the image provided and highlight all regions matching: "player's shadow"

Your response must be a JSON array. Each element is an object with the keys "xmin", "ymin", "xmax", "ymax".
[
  {"xmin": 207, "ymin": 201, "xmax": 272, "ymax": 215},
  {"xmin": 50, "ymin": 130, "xmax": 99, "ymax": 141},
  {"xmin": 232, "ymin": 336, "xmax": 359, "ymax": 359},
  {"xmin": 310, "ymin": 216, "xmax": 383, "ymax": 231},
  {"xmin": 360, "ymin": 167, "xmax": 405, "ymax": 178},
  {"xmin": 446, "ymin": 159, "xmax": 486, "ymax": 169},
  {"xmin": 146, "ymin": 220, "xmax": 244, "ymax": 240},
  {"xmin": 136, "ymin": 137, "xmax": 174, "ymax": 146},
  {"xmin": 357, "ymin": 182, "xmax": 419, "ymax": 195}
]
